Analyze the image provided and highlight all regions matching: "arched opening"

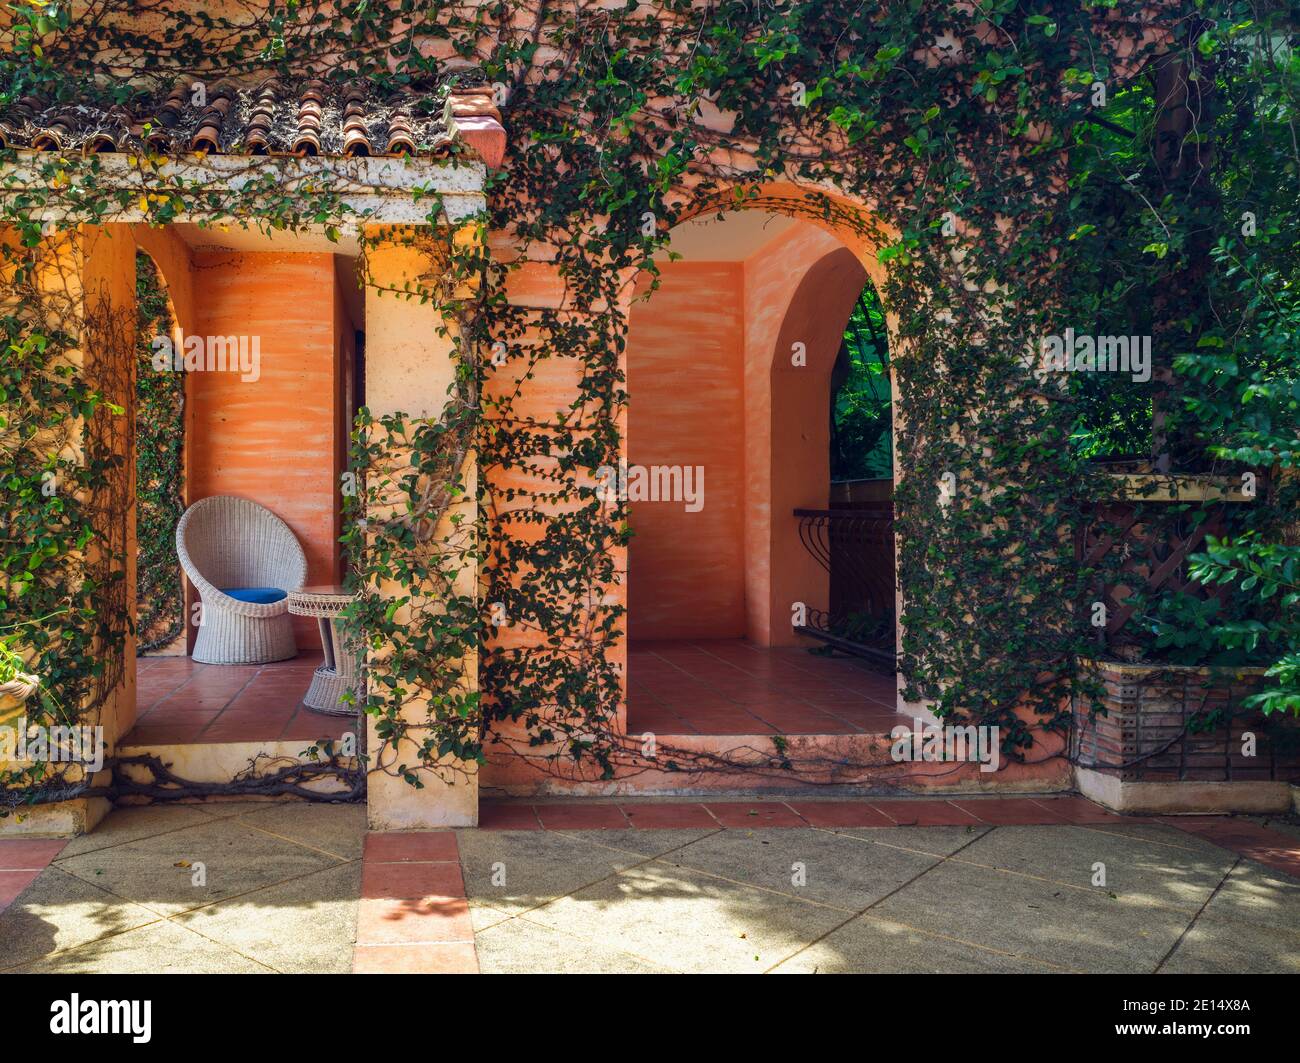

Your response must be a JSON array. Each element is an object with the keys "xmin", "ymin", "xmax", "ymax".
[
  {"xmin": 624, "ymin": 206, "xmax": 901, "ymax": 739},
  {"xmin": 133, "ymin": 250, "xmax": 188, "ymax": 657}
]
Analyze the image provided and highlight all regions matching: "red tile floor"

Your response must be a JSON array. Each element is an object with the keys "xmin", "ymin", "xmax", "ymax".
[
  {"xmin": 130, "ymin": 655, "xmax": 356, "ymax": 745},
  {"xmin": 628, "ymin": 639, "xmax": 904, "ymax": 736}
]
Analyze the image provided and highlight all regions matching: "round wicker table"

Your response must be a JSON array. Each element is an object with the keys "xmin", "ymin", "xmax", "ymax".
[{"xmin": 286, "ymin": 586, "xmax": 361, "ymax": 716}]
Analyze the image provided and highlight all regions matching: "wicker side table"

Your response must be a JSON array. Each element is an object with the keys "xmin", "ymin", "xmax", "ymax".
[{"xmin": 286, "ymin": 586, "xmax": 362, "ymax": 716}]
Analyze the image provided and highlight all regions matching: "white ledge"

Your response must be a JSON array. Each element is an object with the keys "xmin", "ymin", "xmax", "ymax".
[{"xmin": 0, "ymin": 148, "xmax": 486, "ymax": 227}]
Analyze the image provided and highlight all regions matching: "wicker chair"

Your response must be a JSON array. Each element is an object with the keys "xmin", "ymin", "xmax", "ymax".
[{"xmin": 176, "ymin": 496, "xmax": 308, "ymax": 665}]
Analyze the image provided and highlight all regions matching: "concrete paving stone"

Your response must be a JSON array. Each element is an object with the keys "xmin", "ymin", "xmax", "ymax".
[
  {"xmin": 456, "ymin": 828, "xmax": 652, "ymax": 925},
  {"xmin": 555, "ymin": 828, "xmax": 715, "ymax": 858},
  {"xmin": 663, "ymin": 827, "xmax": 938, "ymax": 910},
  {"xmin": 234, "ymin": 801, "xmax": 366, "ymax": 861},
  {"xmin": 1196, "ymin": 858, "xmax": 1300, "ymax": 935},
  {"xmin": 176, "ymin": 861, "xmax": 362, "ymax": 973},
  {"xmin": 475, "ymin": 915, "xmax": 671, "ymax": 974},
  {"xmin": 523, "ymin": 860, "xmax": 848, "ymax": 973},
  {"xmin": 837, "ymin": 824, "xmax": 990, "ymax": 858},
  {"xmin": 1078, "ymin": 819, "xmax": 1238, "ymax": 855},
  {"xmin": 771, "ymin": 912, "xmax": 1065, "ymax": 974},
  {"xmin": 55, "ymin": 816, "xmax": 342, "ymax": 917},
  {"xmin": 872, "ymin": 857, "xmax": 1195, "ymax": 973},
  {"xmin": 0, "ymin": 866, "xmax": 161, "ymax": 970},
  {"xmin": 186, "ymin": 800, "xmax": 283, "ymax": 820},
  {"xmin": 12, "ymin": 917, "xmax": 271, "ymax": 974},
  {"xmin": 954, "ymin": 824, "xmax": 1234, "ymax": 913},
  {"xmin": 54, "ymin": 804, "xmax": 216, "ymax": 859},
  {"xmin": 1159, "ymin": 915, "xmax": 1300, "ymax": 975}
]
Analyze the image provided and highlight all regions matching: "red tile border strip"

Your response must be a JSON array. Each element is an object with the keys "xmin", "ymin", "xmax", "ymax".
[
  {"xmin": 1163, "ymin": 816, "xmax": 1300, "ymax": 881},
  {"xmin": 0, "ymin": 838, "xmax": 66, "ymax": 912},
  {"xmin": 353, "ymin": 831, "xmax": 479, "ymax": 974},
  {"xmin": 476, "ymin": 796, "xmax": 1120, "ymax": 832}
]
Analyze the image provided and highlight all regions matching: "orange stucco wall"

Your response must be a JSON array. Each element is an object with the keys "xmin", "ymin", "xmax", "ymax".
[
  {"xmin": 185, "ymin": 251, "xmax": 346, "ymax": 646},
  {"xmin": 624, "ymin": 220, "xmax": 869, "ymax": 647},
  {"xmin": 627, "ymin": 262, "xmax": 746, "ymax": 639}
]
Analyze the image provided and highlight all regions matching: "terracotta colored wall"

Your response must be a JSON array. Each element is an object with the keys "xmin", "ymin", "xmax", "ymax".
[
  {"xmin": 186, "ymin": 251, "xmax": 342, "ymax": 646},
  {"xmin": 739, "ymin": 223, "xmax": 842, "ymax": 643},
  {"xmin": 627, "ymin": 262, "xmax": 746, "ymax": 639},
  {"xmin": 625, "ymin": 220, "xmax": 867, "ymax": 647},
  {"xmin": 751, "ymin": 239, "xmax": 869, "ymax": 646}
]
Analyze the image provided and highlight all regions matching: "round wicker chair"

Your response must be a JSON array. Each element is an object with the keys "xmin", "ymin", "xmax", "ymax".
[{"xmin": 176, "ymin": 496, "xmax": 308, "ymax": 665}]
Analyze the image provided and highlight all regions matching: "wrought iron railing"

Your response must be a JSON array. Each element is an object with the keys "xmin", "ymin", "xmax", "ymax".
[{"xmin": 793, "ymin": 504, "xmax": 896, "ymax": 665}]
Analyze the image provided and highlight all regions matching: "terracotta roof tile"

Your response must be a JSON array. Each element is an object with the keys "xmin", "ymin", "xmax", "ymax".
[{"xmin": 0, "ymin": 80, "xmax": 506, "ymax": 166}]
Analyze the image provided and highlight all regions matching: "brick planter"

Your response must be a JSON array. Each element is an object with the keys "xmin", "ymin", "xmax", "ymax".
[{"xmin": 1071, "ymin": 658, "xmax": 1300, "ymax": 814}]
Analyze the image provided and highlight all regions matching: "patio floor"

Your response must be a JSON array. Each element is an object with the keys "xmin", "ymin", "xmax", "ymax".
[
  {"xmin": 1, "ymin": 798, "xmax": 1297, "ymax": 974},
  {"xmin": 628, "ymin": 638, "xmax": 903, "ymax": 735},
  {"xmin": 130, "ymin": 655, "xmax": 357, "ymax": 745}
]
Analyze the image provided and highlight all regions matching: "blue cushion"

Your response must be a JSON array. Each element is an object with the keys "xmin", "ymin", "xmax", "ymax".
[{"xmin": 221, "ymin": 587, "xmax": 287, "ymax": 604}]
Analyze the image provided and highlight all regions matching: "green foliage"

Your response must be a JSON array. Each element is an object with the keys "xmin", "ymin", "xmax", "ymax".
[
  {"xmin": 831, "ymin": 285, "xmax": 893, "ymax": 482},
  {"xmin": 133, "ymin": 252, "xmax": 185, "ymax": 652},
  {"xmin": 1189, "ymin": 535, "xmax": 1300, "ymax": 714},
  {"xmin": 1, "ymin": 0, "xmax": 1296, "ymax": 798}
]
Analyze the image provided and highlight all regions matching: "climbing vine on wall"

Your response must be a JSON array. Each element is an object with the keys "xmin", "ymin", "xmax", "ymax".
[
  {"xmin": 133, "ymin": 250, "xmax": 185, "ymax": 653},
  {"xmin": 0, "ymin": 0, "xmax": 1296, "ymax": 806}
]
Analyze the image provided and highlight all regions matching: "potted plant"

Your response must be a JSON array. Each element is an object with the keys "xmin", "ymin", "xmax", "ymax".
[{"xmin": 0, "ymin": 634, "xmax": 38, "ymax": 731}]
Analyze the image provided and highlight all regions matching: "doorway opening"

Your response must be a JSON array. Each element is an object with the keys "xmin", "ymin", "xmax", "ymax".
[{"xmin": 625, "ymin": 209, "xmax": 901, "ymax": 738}]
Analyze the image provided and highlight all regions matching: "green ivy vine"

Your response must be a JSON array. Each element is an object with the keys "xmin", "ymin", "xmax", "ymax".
[
  {"xmin": 133, "ymin": 250, "xmax": 185, "ymax": 653},
  {"xmin": 0, "ymin": 0, "xmax": 1295, "ymax": 806}
]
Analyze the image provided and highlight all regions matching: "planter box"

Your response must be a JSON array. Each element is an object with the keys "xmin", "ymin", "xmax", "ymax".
[{"xmin": 1072, "ymin": 658, "xmax": 1300, "ymax": 814}]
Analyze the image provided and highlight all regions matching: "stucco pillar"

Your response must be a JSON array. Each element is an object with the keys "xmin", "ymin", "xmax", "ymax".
[
  {"xmin": 0, "ymin": 223, "xmax": 136, "ymax": 836},
  {"xmin": 362, "ymin": 224, "xmax": 479, "ymax": 828}
]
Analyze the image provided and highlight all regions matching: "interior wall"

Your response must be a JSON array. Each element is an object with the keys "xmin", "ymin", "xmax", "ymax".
[
  {"xmin": 626, "ymin": 262, "xmax": 746, "ymax": 640},
  {"xmin": 185, "ymin": 250, "xmax": 344, "ymax": 647},
  {"xmin": 763, "ymin": 245, "xmax": 869, "ymax": 645},
  {"xmin": 739, "ymin": 222, "xmax": 847, "ymax": 645}
]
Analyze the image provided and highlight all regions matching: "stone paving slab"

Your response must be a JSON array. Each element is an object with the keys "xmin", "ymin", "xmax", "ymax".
[
  {"xmin": 770, "ymin": 912, "xmax": 1066, "ymax": 974},
  {"xmin": 1, "ymin": 800, "xmax": 1296, "ymax": 975},
  {"xmin": 950, "ymin": 824, "xmax": 1235, "ymax": 912},
  {"xmin": 175, "ymin": 861, "xmax": 362, "ymax": 973},
  {"xmin": 13, "ymin": 916, "xmax": 272, "ymax": 974},
  {"xmin": 520, "ymin": 860, "xmax": 852, "ymax": 973},
  {"xmin": 659, "ymin": 826, "xmax": 938, "ymax": 910},
  {"xmin": 869, "ymin": 856, "xmax": 1195, "ymax": 973},
  {"xmin": 54, "ymin": 816, "xmax": 343, "ymax": 917}
]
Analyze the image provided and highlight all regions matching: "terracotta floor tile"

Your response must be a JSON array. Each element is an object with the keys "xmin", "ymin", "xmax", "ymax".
[
  {"xmin": 121, "ymin": 724, "xmax": 206, "ymax": 745},
  {"xmin": 1031, "ymin": 796, "xmax": 1120, "ymax": 824},
  {"xmin": 619, "ymin": 803, "xmax": 718, "ymax": 829},
  {"xmin": 477, "ymin": 803, "xmax": 542, "ymax": 830},
  {"xmin": 0, "ymin": 868, "xmax": 42, "ymax": 908},
  {"xmin": 703, "ymin": 802, "xmax": 808, "ymax": 828},
  {"xmin": 0, "ymin": 838, "xmax": 67, "ymax": 869},
  {"xmin": 786, "ymin": 801, "xmax": 895, "ymax": 828},
  {"xmin": 869, "ymin": 800, "xmax": 983, "ymax": 826},
  {"xmin": 534, "ymin": 804, "xmax": 630, "ymax": 830},
  {"xmin": 365, "ymin": 831, "xmax": 460, "ymax": 863},
  {"xmin": 362, "ymin": 860, "xmax": 465, "ymax": 901},
  {"xmin": 949, "ymin": 798, "xmax": 1071, "ymax": 825},
  {"xmin": 353, "ymin": 942, "xmax": 479, "ymax": 974},
  {"xmin": 356, "ymin": 896, "xmax": 474, "ymax": 944}
]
